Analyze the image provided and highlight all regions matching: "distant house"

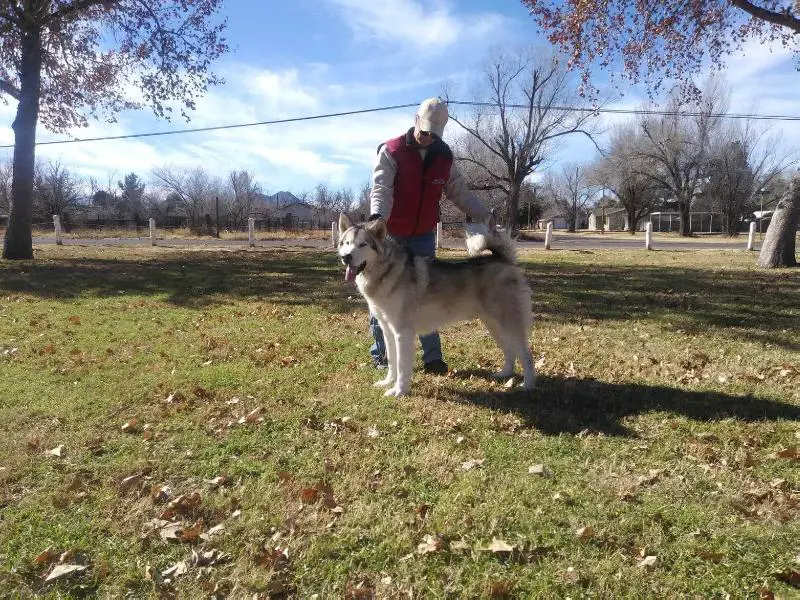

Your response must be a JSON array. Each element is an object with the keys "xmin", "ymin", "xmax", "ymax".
[
  {"xmin": 536, "ymin": 208, "xmax": 569, "ymax": 230},
  {"xmin": 588, "ymin": 207, "xmax": 628, "ymax": 231},
  {"xmin": 274, "ymin": 201, "xmax": 315, "ymax": 223},
  {"xmin": 647, "ymin": 211, "xmax": 724, "ymax": 233}
]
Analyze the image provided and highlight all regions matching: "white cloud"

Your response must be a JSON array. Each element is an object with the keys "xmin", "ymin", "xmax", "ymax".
[{"xmin": 324, "ymin": 0, "xmax": 505, "ymax": 52}]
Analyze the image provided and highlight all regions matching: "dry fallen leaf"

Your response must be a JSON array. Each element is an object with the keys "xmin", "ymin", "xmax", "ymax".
[
  {"xmin": 159, "ymin": 523, "xmax": 183, "ymax": 542},
  {"xmin": 774, "ymin": 567, "xmax": 800, "ymax": 588},
  {"xmin": 461, "ymin": 458, "xmax": 485, "ymax": 471},
  {"xmin": 417, "ymin": 534, "xmax": 445, "ymax": 555},
  {"xmin": 45, "ymin": 445, "xmax": 65, "ymax": 458},
  {"xmin": 696, "ymin": 550, "xmax": 724, "ymax": 563},
  {"xmin": 300, "ymin": 487, "xmax": 319, "ymax": 504},
  {"xmin": 450, "ymin": 540, "xmax": 471, "ymax": 552},
  {"xmin": 119, "ymin": 473, "xmax": 144, "ymax": 493},
  {"xmin": 486, "ymin": 538, "xmax": 515, "ymax": 553},
  {"xmin": 205, "ymin": 475, "xmax": 230, "ymax": 489},
  {"xmin": 33, "ymin": 547, "xmax": 58, "ymax": 566},
  {"xmin": 161, "ymin": 559, "xmax": 189, "ymax": 579},
  {"xmin": 575, "ymin": 526, "xmax": 594, "ymax": 542},
  {"xmin": 44, "ymin": 564, "xmax": 87, "ymax": 582},
  {"xmin": 775, "ymin": 446, "xmax": 799, "ymax": 460},
  {"xmin": 528, "ymin": 464, "xmax": 552, "ymax": 477},
  {"xmin": 239, "ymin": 407, "xmax": 264, "ymax": 425},
  {"xmin": 637, "ymin": 555, "xmax": 658, "ymax": 569},
  {"xmin": 120, "ymin": 419, "xmax": 139, "ymax": 434}
]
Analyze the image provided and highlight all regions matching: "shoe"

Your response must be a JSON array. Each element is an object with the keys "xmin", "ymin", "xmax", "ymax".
[
  {"xmin": 423, "ymin": 359, "xmax": 449, "ymax": 375},
  {"xmin": 372, "ymin": 357, "xmax": 388, "ymax": 370}
]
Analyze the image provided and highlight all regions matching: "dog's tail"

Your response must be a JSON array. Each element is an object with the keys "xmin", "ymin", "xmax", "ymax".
[{"xmin": 466, "ymin": 222, "xmax": 517, "ymax": 263}]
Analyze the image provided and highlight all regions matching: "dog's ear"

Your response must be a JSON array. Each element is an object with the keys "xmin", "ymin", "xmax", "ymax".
[
  {"xmin": 366, "ymin": 217, "xmax": 387, "ymax": 242},
  {"xmin": 338, "ymin": 213, "xmax": 353, "ymax": 235}
]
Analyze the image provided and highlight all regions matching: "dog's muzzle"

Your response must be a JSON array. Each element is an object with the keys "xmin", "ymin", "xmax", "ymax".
[{"xmin": 341, "ymin": 256, "xmax": 366, "ymax": 282}]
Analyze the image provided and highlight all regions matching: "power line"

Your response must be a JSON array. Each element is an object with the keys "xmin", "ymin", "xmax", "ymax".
[{"xmin": 2, "ymin": 100, "xmax": 800, "ymax": 149}]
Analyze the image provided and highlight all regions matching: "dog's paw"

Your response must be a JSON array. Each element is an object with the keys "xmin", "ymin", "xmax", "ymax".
[
  {"xmin": 383, "ymin": 385, "xmax": 408, "ymax": 397},
  {"xmin": 374, "ymin": 376, "xmax": 395, "ymax": 388},
  {"xmin": 491, "ymin": 370, "xmax": 514, "ymax": 380}
]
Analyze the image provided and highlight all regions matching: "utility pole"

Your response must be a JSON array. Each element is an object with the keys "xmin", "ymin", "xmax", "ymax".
[{"xmin": 215, "ymin": 195, "xmax": 220, "ymax": 239}]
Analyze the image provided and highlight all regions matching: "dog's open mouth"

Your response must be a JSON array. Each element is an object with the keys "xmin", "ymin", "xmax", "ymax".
[{"xmin": 344, "ymin": 261, "xmax": 366, "ymax": 282}]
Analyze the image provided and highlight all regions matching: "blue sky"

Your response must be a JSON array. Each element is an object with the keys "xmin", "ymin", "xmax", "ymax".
[{"xmin": 0, "ymin": 0, "xmax": 798, "ymax": 196}]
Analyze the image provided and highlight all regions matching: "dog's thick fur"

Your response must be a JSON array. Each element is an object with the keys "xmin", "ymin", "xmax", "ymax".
[{"xmin": 338, "ymin": 213, "xmax": 535, "ymax": 397}]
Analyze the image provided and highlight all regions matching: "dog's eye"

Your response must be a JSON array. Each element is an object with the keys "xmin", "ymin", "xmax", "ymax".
[{"xmin": 358, "ymin": 243, "xmax": 367, "ymax": 248}]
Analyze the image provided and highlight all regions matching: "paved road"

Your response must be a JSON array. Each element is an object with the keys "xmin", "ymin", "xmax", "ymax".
[{"xmin": 16, "ymin": 235, "xmax": 759, "ymax": 252}]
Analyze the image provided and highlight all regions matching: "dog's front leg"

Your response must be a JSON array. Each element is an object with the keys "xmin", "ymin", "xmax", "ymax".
[
  {"xmin": 384, "ymin": 328, "xmax": 414, "ymax": 397},
  {"xmin": 374, "ymin": 318, "xmax": 396, "ymax": 388}
]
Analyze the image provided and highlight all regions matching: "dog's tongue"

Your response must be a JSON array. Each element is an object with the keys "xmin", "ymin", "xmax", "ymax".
[{"xmin": 345, "ymin": 265, "xmax": 356, "ymax": 282}]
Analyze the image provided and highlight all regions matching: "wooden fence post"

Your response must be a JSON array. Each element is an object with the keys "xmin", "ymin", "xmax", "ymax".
[
  {"xmin": 544, "ymin": 222, "xmax": 553, "ymax": 250},
  {"xmin": 747, "ymin": 221, "xmax": 756, "ymax": 251},
  {"xmin": 53, "ymin": 215, "xmax": 62, "ymax": 245},
  {"xmin": 645, "ymin": 221, "xmax": 652, "ymax": 250},
  {"xmin": 248, "ymin": 218, "xmax": 255, "ymax": 247},
  {"xmin": 149, "ymin": 218, "xmax": 156, "ymax": 246}
]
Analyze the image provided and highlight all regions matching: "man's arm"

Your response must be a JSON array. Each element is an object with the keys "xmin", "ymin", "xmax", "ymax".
[
  {"xmin": 369, "ymin": 146, "xmax": 396, "ymax": 219},
  {"xmin": 443, "ymin": 164, "xmax": 491, "ymax": 222}
]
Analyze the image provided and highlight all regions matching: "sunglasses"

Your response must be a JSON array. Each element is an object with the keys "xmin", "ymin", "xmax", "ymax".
[{"xmin": 418, "ymin": 130, "xmax": 433, "ymax": 138}]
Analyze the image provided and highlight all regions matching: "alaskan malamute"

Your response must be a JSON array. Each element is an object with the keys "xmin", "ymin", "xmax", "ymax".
[{"xmin": 337, "ymin": 213, "xmax": 535, "ymax": 397}]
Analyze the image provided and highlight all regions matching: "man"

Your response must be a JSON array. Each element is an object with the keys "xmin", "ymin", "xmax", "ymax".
[{"xmin": 368, "ymin": 97, "xmax": 491, "ymax": 374}]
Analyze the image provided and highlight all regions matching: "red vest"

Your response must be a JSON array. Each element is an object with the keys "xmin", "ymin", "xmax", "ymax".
[{"xmin": 383, "ymin": 132, "xmax": 453, "ymax": 236}]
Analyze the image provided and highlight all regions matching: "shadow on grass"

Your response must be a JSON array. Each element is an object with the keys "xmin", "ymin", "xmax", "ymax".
[
  {"xmin": 1, "ymin": 251, "xmax": 798, "ymax": 350},
  {"xmin": 0, "ymin": 249, "xmax": 354, "ymax": 313},
  {"xmin": 528, "ymin": 262, "xmax": 800, "ymax": 351},
  {"xmin": 447, "ymin": 372, "xmax": 800, "ymax": 437}
]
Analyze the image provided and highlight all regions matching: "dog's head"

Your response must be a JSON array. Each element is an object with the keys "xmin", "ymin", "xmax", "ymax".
[{"xmin": 337, "ymin": 213, "xmax": 387, "ymax": 282}]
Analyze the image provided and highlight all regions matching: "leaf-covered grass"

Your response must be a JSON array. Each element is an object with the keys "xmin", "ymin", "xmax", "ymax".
[{"xmin": 0, "ymin": 245, "xmax": 798, "ymax": 598}]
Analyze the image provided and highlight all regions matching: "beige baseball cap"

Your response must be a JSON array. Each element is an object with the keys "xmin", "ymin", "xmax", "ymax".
[{"xmin": 416, "ymin": 97, "xmax": 449, "ymax": 138}]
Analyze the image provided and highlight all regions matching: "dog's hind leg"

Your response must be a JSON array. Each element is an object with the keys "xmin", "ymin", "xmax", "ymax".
[
  {"xmin": 482, "ymin": 318, "xmax": 517, "ymax": 380},
  {"xmin": 384, "ymin": 326, "xmax": 414, "ymax": 397},
  {"xmin": 516, "ymin": 336, "xmax": 536, "ymax": 390}
]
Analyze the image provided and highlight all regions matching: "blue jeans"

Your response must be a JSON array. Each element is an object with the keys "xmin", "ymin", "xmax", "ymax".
[{"xmin": 369, "ymin": 230, "xmax": 443, "ymax": 365}]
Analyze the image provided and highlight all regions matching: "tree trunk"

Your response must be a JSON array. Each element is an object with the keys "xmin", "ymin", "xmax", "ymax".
[
  {"xmin": 3, "ymin": 26, "xmax": 42, "ymax": 260},
  {"xmin": 757, "ymin": 172, "xmax": 799, "ymax": 268},
  {"xmin": 506, "ymin": 183, "xmax": 521, "ymax": 231},
  {"xmin": 627, "ymin": 206, "xmax": 637, "ymax": 234},
  {"xmin": 679, "ymin": 200, "xmax": 691, "ymax": 236}
]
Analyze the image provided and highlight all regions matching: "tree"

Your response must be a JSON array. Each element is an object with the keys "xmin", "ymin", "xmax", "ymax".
[
  {"xmin": 1, "ymin": 0, "xmax": 228, "ymax": 259},
  {"xmin": 632, "ymin": 79, "xmax": 728, "ymax": 236},
  {"xmin": 758, "ymin": 170, "xmax": 799, "ymax": 267},
  {"xmin": 312, "ymin": 183, "xmax": 336, "ymax": 226},
  {"xmin": 227, "ymin": 170, "xmax": 262, "ymax": 228},
  {"xmin": 447, "ymin": 48, "xmax": 600, "ymax": 231},
  {"xmin": 356, "ymin": 180, "xmax": 371, "ymax": 219},
  {"xmin": 0, "ymin": 160, "xmax": 11, "ymax": 215},
  {"xmin": 704, "ymin": 120, "xmax": 795, "ymax": 235},
  {"xmin": 118, "ymin": 173, "xmax": 146, "ymax": 222},
  {"xmin": 33, "ymin": 160, "xmax": 83, "ymax": 220},
  {"xmin": 592, "ymin": 124, "xmax": 659, "ymax": 234},
  {"xmin": 546, "ymin": 164, "xmax": 592, "ymax": 232},
  {"xmin": 521, "ymin": 0, "xmax": 799, "ymax": 260},
  {"xmin": 521, "ymin": 1, "xmax": 800, "ymax": 100},
  {"xmin": 152, "ymin": 165, "xmax": 217, "ymax": 228}
]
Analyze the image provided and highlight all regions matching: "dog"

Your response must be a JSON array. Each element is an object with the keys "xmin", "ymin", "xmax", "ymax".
[{"xmin": 337, "ymin": 213, "xmax": 535, "ymax": 397}]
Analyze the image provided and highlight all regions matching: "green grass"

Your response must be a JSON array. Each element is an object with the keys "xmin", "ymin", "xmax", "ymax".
[{"xmin": 1, "ymin": 245, "xmax": 798, "ymax": 598}]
